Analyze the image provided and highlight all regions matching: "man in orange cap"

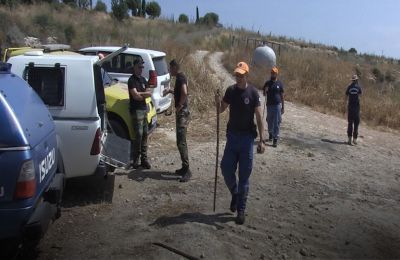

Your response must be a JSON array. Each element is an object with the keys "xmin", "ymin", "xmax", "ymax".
[
  {"xmin": 263, "ymin": 66, "xmax": 285, "ymax": 147},
  {"xmin": 215, "ymin": 61, "xmax": 265, "ymax": 225}
]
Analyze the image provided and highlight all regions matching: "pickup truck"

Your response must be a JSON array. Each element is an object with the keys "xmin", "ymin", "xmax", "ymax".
[
  {"xmin": 9, "ymin": 52, "xmax": 110, "ymax": 178},
  {"xmin": 0, "ymin": 62, "xmax": 63, "ymax": 254}
]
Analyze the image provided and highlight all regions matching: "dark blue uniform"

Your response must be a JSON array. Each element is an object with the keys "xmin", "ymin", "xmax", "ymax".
[
  {"xmin": 346, "ymin": 82, "xmax": 362, "ymax": 139},
  {"xmin": 221, "ymin": 84, "xmax": 261, "ymax": 215}
]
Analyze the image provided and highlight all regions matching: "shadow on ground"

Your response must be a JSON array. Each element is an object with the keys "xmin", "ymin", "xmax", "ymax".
[
  {"xmin": 128, "ymin": 170, "xmax": 181, "ymax": 182},
  {"xmin": 62, "ymin": 174, "xmax": 115, "ymax": 208},
  {"xmin": 150, "ymin": 212, "xmax": 235, "ymax": 230}
]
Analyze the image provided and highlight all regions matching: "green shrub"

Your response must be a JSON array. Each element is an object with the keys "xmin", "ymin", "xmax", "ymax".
[
  {"xmin": 94, "ymin": 0, "xmax": 107, "ymax": 13},
  {"xmin": 178, "ymin": 14, "xmax": 188, "ymax": 24},
  {"xmin": 145, "ymin": 1, "xmax": 160, "ymax": 19}
]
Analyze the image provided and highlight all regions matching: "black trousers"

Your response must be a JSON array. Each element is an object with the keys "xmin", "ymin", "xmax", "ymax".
[{"xmin": 347, "ymin": 108, "xmax": 360, "ymax": 138}]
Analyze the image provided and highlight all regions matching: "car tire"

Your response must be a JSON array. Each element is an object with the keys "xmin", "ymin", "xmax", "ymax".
[{"xmin": 108, "ymin": 119, "xmax": 129, "ymax": 140}]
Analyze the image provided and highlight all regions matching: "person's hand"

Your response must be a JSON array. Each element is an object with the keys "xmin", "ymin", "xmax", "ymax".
[
  {"xmin": 163, "ymin": 88, "xmax": 171, "ymax": 97},
  {"xmin": 257, "ymin": 141, "xmax": 265, "ymax": 154},
  {"xmin": 281, "ymin": 107, "xmax": 285, "ymax": 115}
]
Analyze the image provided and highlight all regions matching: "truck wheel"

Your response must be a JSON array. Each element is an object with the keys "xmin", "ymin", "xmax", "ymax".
[{"xmin": 108, "ymin": 119, "xmax": 129, "ymax": 140}]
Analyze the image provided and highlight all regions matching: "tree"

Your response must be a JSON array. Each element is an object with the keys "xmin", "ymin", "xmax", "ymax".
[
  {"xmin": 111, "ymin": 0, "xmax": 128, "ymax": 21},
  {"xmin": 126, "ymin": 0, "xmax": 141, "ymax": 16},
  {"xmin": 195, "ymin": 6, "xmax": 199, "ymax": 24},
  {"xmin": 140, "ymin": 0, "xmax": 146, "ymax": 17},
  {"xmin": 349, "ymin": 47, "xmax": 357, "ymax": 54},
  {"xmin": 145, "ymin": 1, "xmax": 160, "ymax": 19},
  {"xmin": 178, "ymin": 13, "xmax": 188, "ymax": 23},
  {"xmin": 78, "ymin": 0, "xmax": 90, "ymax": 9},
  {"xmin": 94, "ymin": 0, "xmax": 107, "ymax": 12},
  {"xmin": 63, "ymin": 0, "xmax": 77, "ymax": 7},
  {"xmin": 202, "ymin": 12, "xmax": 219, "ymax": 26}
]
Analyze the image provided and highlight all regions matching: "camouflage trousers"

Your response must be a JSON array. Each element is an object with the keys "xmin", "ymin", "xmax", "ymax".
[
  {"xmin": 176, "ymin": 108, "xmax": 191, "ymax": 169},
  {"xmin": 131, "ymin": 109, "xmax": 148, "ymax": 163}
]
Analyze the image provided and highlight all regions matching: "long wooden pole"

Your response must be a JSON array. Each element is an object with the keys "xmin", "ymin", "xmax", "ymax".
[{"xmin": 213, "ymin": 89, "xmax": 220, "ymax": 212}]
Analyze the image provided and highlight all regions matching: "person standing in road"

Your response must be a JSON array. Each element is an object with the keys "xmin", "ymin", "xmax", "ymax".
[
  {"xmin": 164, "ymin": 59, "xmax": 192, "ymax": 182},
  {"xmin": 127, "ymin": 58, "xmax": 152, "ymax": 169},
  {"xmin": 263, "ymin": 67, "xmax": 284, "ymax": 147},
  {"xmin": 346, "ymin": 74, "xmax": 362, "ymax": 145},
  {"xmin": 215, "ymin": 61, "xmax": 265, "ymax": 225}
]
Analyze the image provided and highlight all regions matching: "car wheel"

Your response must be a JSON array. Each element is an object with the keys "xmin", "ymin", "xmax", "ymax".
[{"xmin": 108, "ymin": 119, "xmax": 129, "ymax": 140}]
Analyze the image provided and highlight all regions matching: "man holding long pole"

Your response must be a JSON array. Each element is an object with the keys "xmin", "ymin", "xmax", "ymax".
[{"xmin": 215, "ymin": 61, "xmax": 265, "ymax": 225}]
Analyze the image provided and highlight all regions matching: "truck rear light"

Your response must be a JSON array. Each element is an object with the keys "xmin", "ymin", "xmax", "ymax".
[
  {"xmin": 90, "ymin": 128, "xmax": 102, "ymax": 155},
  {"xmin": 148, "ymin": 70, "xmax": 157, "ymax": 87},
  {"xmin": 15, "ymin": 160, "xmax": 36, "ymax": 199}
]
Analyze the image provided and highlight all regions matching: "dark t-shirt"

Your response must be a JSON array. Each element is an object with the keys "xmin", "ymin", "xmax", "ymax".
[
  {"xmin": 128, "ymin": 74, "xmax": 148, "ymax": 112},
  {"xmin": 263, "ymin": 79, "xmax": 284, "ymax": 105},
  {"xmin": 174, "ymin": 72, "xmax": 188, "ymax": 109},
  {"xmin": 223, "ymin": 84, "xmax": 261, "ymax": 136},
  {"xmin": 345, "ymin": 83, "xmax": 362, "ymax": 109}
]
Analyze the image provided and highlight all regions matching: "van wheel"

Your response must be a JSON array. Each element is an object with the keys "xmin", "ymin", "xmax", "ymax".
[{"xmin": 109, "ymin": 119, "xmax": 129, "ymax": 140}]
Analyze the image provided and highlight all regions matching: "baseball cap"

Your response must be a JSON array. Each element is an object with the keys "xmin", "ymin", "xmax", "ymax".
[
  {"xmin": 271, "ymin": 67, "xmax": 279, "ymax": 74},
  {"xmin": 351, "ymin": 74, "xmax": 358, "ymax": 81},
  {"xmin": 234, "ymin": 61, "xmax": 249, "ymax": 75},
  {"xmin": 133, "ymin": 58, "xmax": 145, "ymax": 67}
]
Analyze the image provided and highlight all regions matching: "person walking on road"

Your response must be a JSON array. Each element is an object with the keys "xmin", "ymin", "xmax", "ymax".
[
  {"xmin": 346, "ymin": 74, "xmax": 362, "ymax": 145},
  {"xmin": 127, "ymin": 58, "xmax": 152, "ymax": 169},
  {"xmin": 215, "ymin": 61, "xmax": 265, "ymax": 225},
  {"xmin": 164, "ymin": 59, "xmax": 192, "ymax": 182},
  {"xmin": 263, "ymin": 67, "xmax": 284, "ymax": 147}
]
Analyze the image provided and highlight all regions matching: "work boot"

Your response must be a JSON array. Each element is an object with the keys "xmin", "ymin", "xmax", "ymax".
[
  {"xmin": 347, "ymin": 137, "xmax": 352, "ymax": 145},
  {"xmin": 268, "ymin": 133, "xmax": 273, "ymax": 142},
  {"xmin": 230, "ymin": 194, "xmax": 238, "ymax": 213},
  {"xmin": 175, "ymin": 166, "xmax": 188, "ymax": 176},
  {"xmin": 272, "ymin": 139, "xmax": 278, "ymax": 147},
  {"xmin": 353, "ymin": 138, "xmax": 358, "ymax": 145},
  {"xmin": 179, "ymin": 168, "xmax": 192, "ymax": 182},
  {"xmin": 235, "ymin": 211, "xmax": 245, "ymax": 225},
  {"xmin": 125, "ymin": 160, "xmax": 140, "ymax": 170},
  {"xmin": 141, "ymin": 160, "xmax": 151, "ymax": 169}
]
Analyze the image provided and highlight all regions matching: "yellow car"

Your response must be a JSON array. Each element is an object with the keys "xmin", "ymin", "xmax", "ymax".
[
  {"xmin": 104, "ymin": 78, "xmax": 157, "ymax": 140},
  {"xmin": 1, "ymin": 47, "xmax": 33, "ymax": 62}
]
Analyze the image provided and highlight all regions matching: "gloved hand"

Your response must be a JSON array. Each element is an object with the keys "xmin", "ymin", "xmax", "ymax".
[{"xmin": 257, "ymin": 141, "xmax": 265, "ymax": 154}]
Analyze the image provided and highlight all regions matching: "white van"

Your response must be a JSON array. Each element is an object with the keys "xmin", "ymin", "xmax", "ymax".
[
  {"xmin": 9, "ymin": 53, "xmax": 108, "ymax": 178},
  {"xmin": 79, "ymin": 46, "xmax": 172, "ymax": 114}
]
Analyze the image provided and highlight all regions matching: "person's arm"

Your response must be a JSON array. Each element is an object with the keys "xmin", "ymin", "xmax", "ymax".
[
  {"xmin": 215, "ymin": 93, "xmax": 229, "ymax": 114},
  {"xmin": 280, "ymin": 92, "xmax": 285, "ymax": 115},
  {"xmin": 255, "ymin": 105, "xmax": 265, "ymax": 151},
  {"xmin": 176, "ymin": 83, "xmax": 188, "ymax": 112}
]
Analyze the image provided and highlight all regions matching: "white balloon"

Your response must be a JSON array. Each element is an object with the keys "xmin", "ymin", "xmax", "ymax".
[{"xmin": 252, "ymin": 45, "xmax": 276, "ymax": 70}]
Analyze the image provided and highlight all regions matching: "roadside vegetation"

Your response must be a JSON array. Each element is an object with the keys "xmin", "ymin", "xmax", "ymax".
[{"xmin": 1, "ymin": 1, "xmax": 399, "ymax": 129}]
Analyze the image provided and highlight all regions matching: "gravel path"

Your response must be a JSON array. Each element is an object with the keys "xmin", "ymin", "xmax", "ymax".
[{"xmin": 35, "ymin": 51, "xmax": 400, "ymax": 260}]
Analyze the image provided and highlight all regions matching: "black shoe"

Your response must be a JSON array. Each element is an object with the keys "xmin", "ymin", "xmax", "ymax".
[
  {"xmin": 125, "ymin": 160, "xmax": 139, "ymax": 170},
  {"xmin": 141, "ymin": 160, "xmax": 151, "ymax": 169},
  {"xmin": 272, "ymin": 139, "xmax": 278, "ymax": 147},
  {"xmin": 235, "ymin": 211, "xmax": 245, "ymax": 225},
  {"xmin": 230, "ymin": 194, "xmax": 237, "ymax": 213},
  {"xmin": 179, "ymin": 169, "xmax": 192, "ymax": 182},
  {"xmin": 268, "ymin": 133, "xmax": 273, "ymax": 142},
  {"xmin": 175, "ymin": 167, "xmax": 188, "ymax": 176}
]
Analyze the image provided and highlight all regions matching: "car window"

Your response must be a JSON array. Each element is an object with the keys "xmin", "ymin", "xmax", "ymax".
[
  {"xmin": 121, "ymin": 53, "xmax": 141, "ymax": 74},
  {"xmin": 24, "ymin": 66, "xmax": 65, "ymax": 107},
  {"xmin": 0, "ymin": 96, "xmax": 24, "ymax": 148},
  {"xmin": 152, "ymin": 56, "xmax": 168, "ymax": 76}
]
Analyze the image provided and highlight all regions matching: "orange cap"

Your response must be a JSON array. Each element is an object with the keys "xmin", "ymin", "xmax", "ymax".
[
  {"xmin": 271, "ymin": 67, "xmax": 279, "ymax": 74},
  {"xmin": 234, "ymin": 61, "xmax": 249, "ymax": 75}
]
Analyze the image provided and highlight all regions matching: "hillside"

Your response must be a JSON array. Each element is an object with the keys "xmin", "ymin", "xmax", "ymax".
[{"xmin": 1, "ymin": 3, "xmax": 400, "ymax": 130}]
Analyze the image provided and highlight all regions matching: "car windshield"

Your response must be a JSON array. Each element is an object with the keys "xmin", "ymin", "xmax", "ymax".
[{"xmin": 152, "ymin": 56, "xmax": 168, "ymax": 76}]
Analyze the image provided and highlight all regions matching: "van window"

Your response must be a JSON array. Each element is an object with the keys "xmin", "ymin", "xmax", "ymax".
[
  {"xmin": 152, "ymin": 57, "xmax": 168, "ymax": 76},
  {"xmin": 24, "ymin": 66, "xmax": 65, "ymax": 107}
]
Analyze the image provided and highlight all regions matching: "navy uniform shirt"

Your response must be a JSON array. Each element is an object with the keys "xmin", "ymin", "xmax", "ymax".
[
  {"xmin": 345, "ymin": 82, "xmax": 362, "ymax": 110},
  {"xmin": 128, "ymin": 74, "xmax": 149, "ymax": 112},
  {"xmin": 263, "ymin": 79, "xmax": 284, "ymax": 105},
  {"xmin": 174, "ymin": 72, "xmax": 189, "ymax": 109},
  {"xmin": 223, "ymin": 84, "xmax": 261, "ymax": 136}
]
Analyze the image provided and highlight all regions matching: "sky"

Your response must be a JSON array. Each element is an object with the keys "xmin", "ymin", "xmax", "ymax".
[{"xmin": 99, "ymin": 0, "xmax": 400, "ymax": 59}]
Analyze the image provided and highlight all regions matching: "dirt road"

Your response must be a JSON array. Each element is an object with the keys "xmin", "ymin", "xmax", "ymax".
[{"xmin": 33, "ymin": 52, "xmax": 400, "ymax": 260}]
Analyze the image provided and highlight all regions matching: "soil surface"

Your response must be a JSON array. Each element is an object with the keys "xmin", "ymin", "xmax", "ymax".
[{"xmin": 25, "ymin": 52, "xmax": 400, "ymax": 260}]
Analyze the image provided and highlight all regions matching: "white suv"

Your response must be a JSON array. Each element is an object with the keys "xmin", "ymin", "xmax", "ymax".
[{"xmin": 79, "ymin": 46, "xmax": 172, "ymax": 114}]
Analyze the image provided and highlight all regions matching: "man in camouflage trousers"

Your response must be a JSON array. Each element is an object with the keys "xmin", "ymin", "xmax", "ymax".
[{"xmin": 164, "ymin": 59, "xmax": 191, "ymax": 182}]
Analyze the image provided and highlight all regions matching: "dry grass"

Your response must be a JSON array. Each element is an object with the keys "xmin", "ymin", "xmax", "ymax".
[{"xmin": 2, "ymin": 3, "xmax": 400, "ymax": 129}]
